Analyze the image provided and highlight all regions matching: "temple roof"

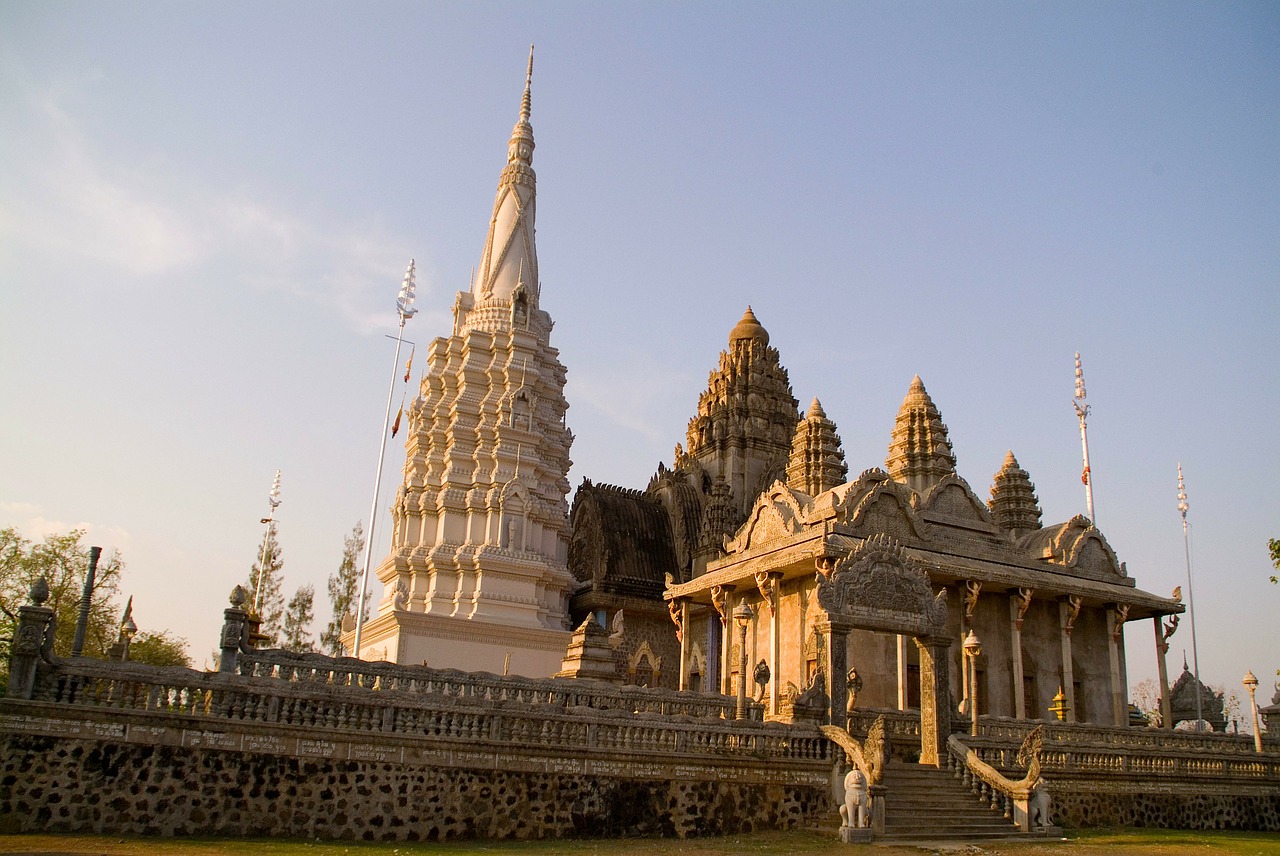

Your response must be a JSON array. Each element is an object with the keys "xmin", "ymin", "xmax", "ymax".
[{"xmin": 568, "ymin": 481, "xmax": 679, "ymax": 599}]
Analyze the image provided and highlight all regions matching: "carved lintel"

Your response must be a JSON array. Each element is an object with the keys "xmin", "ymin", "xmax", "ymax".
[
  {"xmin": 710, "ymin": 584, "xmax": 734, "ymax": 627},
  {"xmin": 963, "ymin": 580, "xmax": 983, "ymax": 625},
  {"xmin": 754, "ymin": 571, "xmax": 779, "ymax": 617},
  {"xmin": 668, "ymin": 597, "xmax": 685, "ymax": 643},
  {"xmin": 1111, "ymin": 604, "xmax": 1131, "ymax": 643},
  {"xmin": 1063, "ymin": 595, "xmax": 1084, "ymax": 636},
  {"xmin": 1013, "ymin": 587, "xmax": 1033, "ymax": 632}
]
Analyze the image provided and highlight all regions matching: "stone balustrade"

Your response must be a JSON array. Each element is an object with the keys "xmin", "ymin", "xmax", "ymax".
[
  {"xmin": 237, "ymin": 648, "xmax": 753, "ymax": 721},
  {"xmin": 30, "ymin": 655, "xmax": 820, "ymax": 765}
]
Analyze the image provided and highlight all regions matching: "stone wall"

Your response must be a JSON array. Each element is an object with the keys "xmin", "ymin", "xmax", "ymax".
[{"xmin": 0, "ymin": 728, "xmax": 825, "ymax": 840}]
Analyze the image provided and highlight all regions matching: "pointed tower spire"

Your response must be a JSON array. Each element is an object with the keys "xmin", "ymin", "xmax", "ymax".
[
  {"xmin": 988, "ymin": 450, "xmax": 1043, "ymax": 537},
  {"xmin": 474, "ymin": 45, "xmax": 539, "ymax": 307},
  {"xmin": 885, "ymin": 375, "xmax": 957, "ymax": 496},
  {"xmin": 787, "ymin": 397, "xmax": 848, "ymax": 495}
]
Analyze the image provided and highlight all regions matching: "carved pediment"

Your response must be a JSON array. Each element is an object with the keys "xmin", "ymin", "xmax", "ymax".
[
  {"xmin": 920, "ymin": 475, "xmax": 997, "ymax": 528},
  {"xmin": 835, "ymin": 477, "xmax": 929, "ymax": 544},
  {"xmin": 816, "ymin": 533, "xmax": 948, "ymax": 636},
  {"xmin": 1019, "ymin": 515, "xmax": 1128, "ymax": 582},
  {"xmin": 724, "ymin": 482, "xmax": 810, "ymax": 553}
]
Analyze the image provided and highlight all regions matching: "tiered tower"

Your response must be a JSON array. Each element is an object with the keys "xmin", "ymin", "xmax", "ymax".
[
  {"xmin": 355, "ymin": 49, "xmax": 576, "ymax": 676},
  {"xmin": 885, "ymin": 375, "xmax": 957, "ymax": 496},
  {"xmin": 988, "ymin": 450, "xmax": 1043, "ymax": 537},
  {"xmin": 684, "ymin": 307, "xmax": 800, "ymax": 519},
  {"xmin": 786, "ymin": 398, "xmax": 847, "ymax": 496}
]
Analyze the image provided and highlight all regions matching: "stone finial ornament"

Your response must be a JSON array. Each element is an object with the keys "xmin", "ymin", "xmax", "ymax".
[
  {"xmin": 988, "ymin": 450, "xmax": 1044, "ymax": 536},
  {"xmin": 29, "ymin": 576, "xmax": 50, "ymax": 607},
  {"xmin": 885, "ymin": 376, "xmax": 958, "ymax": 496},
  {"xmin": 229, "ymin": 585, "xmax": 248, "ymax": 607}
]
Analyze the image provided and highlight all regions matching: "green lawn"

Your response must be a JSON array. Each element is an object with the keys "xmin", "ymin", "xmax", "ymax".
[{"xmin": 2, "ymin": 829, "xmax": 1279, "ymax": 856}]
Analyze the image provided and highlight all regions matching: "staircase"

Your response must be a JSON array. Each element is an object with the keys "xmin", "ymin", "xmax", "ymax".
[{"xmin": 877, "ymin": 763, "xmax": 1038, "ymax": 843}]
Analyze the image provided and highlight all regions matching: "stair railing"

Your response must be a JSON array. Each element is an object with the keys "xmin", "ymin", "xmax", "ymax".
[
  {"xmin": 821, "ymin": 715, "xmax": 889, "ymax": 834},
  {"xmin": 946, "ymin": 726, "xmax": 1050, "ymax": 833}
]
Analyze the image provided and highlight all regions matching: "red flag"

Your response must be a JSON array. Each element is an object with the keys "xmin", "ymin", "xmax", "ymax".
[
  {"xmin": 1081, "ymin": 466, "xmax": 1090, "ymax": 485},
  {"xmin": 391, "ymin": 407, "xmax": 402, "ymax": 438},
  {"xmin": 403, "ymin": 346, "xmax": 415, "ymax": 383}
]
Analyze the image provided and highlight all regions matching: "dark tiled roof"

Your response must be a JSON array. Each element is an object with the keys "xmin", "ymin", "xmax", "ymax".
[{"xmin": 569, "ymin": 481, "xmax": 679, "ymax": 599}]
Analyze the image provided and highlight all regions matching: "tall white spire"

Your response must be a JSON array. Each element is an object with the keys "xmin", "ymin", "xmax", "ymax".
[{"xmin": 475, "ymin": 45, "xmax": 539, "ymax": 304}]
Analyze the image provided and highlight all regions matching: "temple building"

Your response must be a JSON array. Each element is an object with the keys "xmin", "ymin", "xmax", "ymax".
[
  {"xmin": 349, "ymin": 50, "xmax": 576, "ymax": 676},
  {"xmin": 354, "ymin": 52, "xmax": 1186, "ymax": 731}
]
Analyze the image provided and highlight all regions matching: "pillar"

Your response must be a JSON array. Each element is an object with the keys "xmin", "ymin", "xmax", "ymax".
[
  {"xmin": 1059, "ymin": 600, "xmax": 1077, "ymax": 724},
  {"xmin": 1107, "ymin": 608, "xmax": 1126, "ymax": 726},
  {"xmin": 896, "ymin": 634, "xmax": 909, "ymax": 710},
  {"xmin": 768, "ymin": 573, "xmax": 781, "ymax": 715},
  {"xmin": 817, "ymin": 618, "xmax": 850, "ymax": 728},
  {"xmin": 1154, "ymin": 616, "xmax": 1173, "ymax": 730},
  {"xmin": 677, "ymin": 599, "xmax": 691, "ymax": 692},
  {"xmin": 7, "ymin": 580, "xmax": 54, "ymax": 700},
  {"xmin": 916, "ymin": 635, "xmax": 952, "ymax": 767},
  {"xmin": 1010, "ymin": 597, "xmax": 1026, "ymax": 719}
]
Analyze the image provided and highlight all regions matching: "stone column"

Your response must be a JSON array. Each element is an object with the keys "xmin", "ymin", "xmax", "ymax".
[
  {"xmin": 7, "ymin": 579, "xmax": 54, "ymax": 700},
  {"xmin": 220, "ymin": 585, "xmax": 251, "ymax": 674},
  {"xmin": 1059, "ymin": 598, "xmax": 1079, "ymax": 724},
  {"xmin": 817, "ymin": 618, "xmax": 850, "ymax": 728},
  {"xmin": 916, "ymin": 635, "xmax": 952, "ymax": 767},
  {"xmin": 896, "ymin": 634, "xmax": 909, "ymax": 710},
  {"xmin": 1154, "ymin": 616, "xmax": 1173, "ymax": 730},
  {"xmin": 677, "ymin": 599, "xmax": 691, "ymax": 692},
  {"xmin": 768, "ymin": 573, "xmax": 781, "ymax": 716},
  {"xmin": 1107, "ymin": 607, "xmax": 1127, "ymax": 727},
  {"xmin": 1010, "ymin": 597, "xmax": 1026, "ymax": 720}
]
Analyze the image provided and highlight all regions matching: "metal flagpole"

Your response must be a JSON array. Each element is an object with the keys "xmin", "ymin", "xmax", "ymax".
[
  {"xmin": 1074, "ymin": 353, "xmax": 1096, "ymax": 525},
  {"xmin": 1177, "ymin": 463, "xmax": 1204, "ymax": 730},
  {"xmin": 353, "ymin": 260, "xmax": 417, "ymax": 657},
  {"xmin": 254, "ymin": 470, "xmax": 282, "ymax": 613}
]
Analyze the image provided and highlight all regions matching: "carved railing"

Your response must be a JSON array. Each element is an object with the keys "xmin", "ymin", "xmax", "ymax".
[
  {"xmin": 969, "ymin": 719, "xmax": 1280, "ymax": 782},
  {"xmin": 27, "ymin": 657, "xmax": 825, "ymax": 766},
  {"xmin": 237, "ymin": 649, "xmax": 755, "ymax": 721},
  {"xmin": 947, "ymin": 732, "xmax": 1041, "ymax": 832}
]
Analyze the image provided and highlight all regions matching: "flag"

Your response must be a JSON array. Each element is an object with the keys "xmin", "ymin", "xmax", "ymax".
[
  {"xmin": 1081, "ymin": 466, "xmax": 1090, "ymax": 485},
  {"xmin": 403, "ymin": 346, "xmax": 415, "ymax": 383},
  {"xmin": 391, "ymin": 407, "xmax": 402, "ymax": 438}
]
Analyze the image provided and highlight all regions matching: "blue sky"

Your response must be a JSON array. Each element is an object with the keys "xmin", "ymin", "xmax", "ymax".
[{"xmin": 2, "ymin": 2, "xmax": 1276, "ymax": 708}]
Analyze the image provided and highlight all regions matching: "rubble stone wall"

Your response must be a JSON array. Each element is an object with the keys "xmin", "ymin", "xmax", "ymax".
[{"xmin": 1053, "ymin": 785, "xmax": 1280, "ymax": 831}]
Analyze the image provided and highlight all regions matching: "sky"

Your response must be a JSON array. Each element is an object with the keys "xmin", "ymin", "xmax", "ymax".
[{"xmin": 2, "ymin": 2, "xmax": 1277, "ymax": 712}]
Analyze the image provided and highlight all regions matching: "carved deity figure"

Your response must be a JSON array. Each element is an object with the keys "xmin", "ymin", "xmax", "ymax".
[
  {"xmin": 840, "ymin": 766, "xmax": 869, "ymax": 829},
  {"xmin": 846, "ymin": 667, "xmax": 863, "ymax": 713},
  {"xmin": 753, "ymin": 659, "xmax": 771, "ymax": 701}
]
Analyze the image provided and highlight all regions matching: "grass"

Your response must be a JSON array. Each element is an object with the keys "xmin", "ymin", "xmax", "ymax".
[{"xmin": 1, "ymin": 828, "xmax": 1280, "ymax": 856}]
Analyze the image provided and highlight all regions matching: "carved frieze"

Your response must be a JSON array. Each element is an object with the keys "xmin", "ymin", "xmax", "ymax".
[{"xmin": 815, "ymin": 534, "xmax": 947, "ymax": 637}]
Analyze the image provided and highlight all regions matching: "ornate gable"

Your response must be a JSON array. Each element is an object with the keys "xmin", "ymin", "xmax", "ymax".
[
  {"xmin": 920, "ymin": 474, "xmax": 997, "ymax": 528},
  {"xmin": 816, "ymin": 534, "xmax": 948, "ymax": 636},
  {"xmin": 1020, "ymin": 514, "xmax": 1129, "ymax": 583},
  {"xmin": 833, "ymin": 469, "xmax": 929, "ymax": 544},
  {"xmin": 724, "ymin": 483, "xmax": 811, "ymax": 553}
]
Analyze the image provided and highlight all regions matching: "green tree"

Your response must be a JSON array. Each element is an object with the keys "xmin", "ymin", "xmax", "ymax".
[
  {"xmin": 242, "ymin": 522, "xmax": 285, "ymax": 646},
  {"xmin": 128, "ymin": 630, "xmax": 192, "ymax": 667},
  {"xmin": 1, "ymin": 527, "xmax": 122, "ymax": 659},
  {"xmin": 281, "ymin": 584, "xmax": 316, "ymax": 653},
  {"xmin": 322, "ymin": 521, "xmax": 367, "ymax": 656},
  {"xmin": 1269, "ymin": 538, "xmax": 1278, "ymax": 584}
]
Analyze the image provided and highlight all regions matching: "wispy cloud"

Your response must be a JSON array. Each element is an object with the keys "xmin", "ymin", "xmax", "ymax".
[
  {"xmin": 0, "ymin": 68, "xmax": 423, "ymax": 334},
  {"xmin": 1, "ymin": 502, "xmax": 132, "ymax": 553}
]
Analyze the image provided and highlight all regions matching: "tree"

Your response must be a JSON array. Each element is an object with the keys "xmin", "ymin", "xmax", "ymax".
[
  {"xmin": 128, "ymin": 630, "xmax": 192, "ymax": 668},
  {"xmin": 281, "ymin": 584, "xmax": 316, "ymax": 653},
  {"xmin": 322, "ymin": 521, "xmax": 368, "ymax": 656},
  {"xmin": 1269, "ymin": 538, "xmax": 1278, "ymax": 584},
  {"xmin": 242, "ymin": 521, "xmax": 285, "ymax": 646},
  {"xmin": 1130, "ymin": 678, "xmax": 1160, "ymax": 725},
  {"xmin": 1, "ymin": 527, "xmax": 122, "ymax": 661}
]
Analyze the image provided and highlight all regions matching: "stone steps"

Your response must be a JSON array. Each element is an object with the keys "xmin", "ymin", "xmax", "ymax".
[{"xmin": 875, "ymin": 762, "xmax": 1037, "ymax": 843}]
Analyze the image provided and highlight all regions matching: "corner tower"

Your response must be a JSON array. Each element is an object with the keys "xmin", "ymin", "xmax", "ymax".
[{"xmin": 355, "ymin": 48, "xmax": 575, "ymax": 676}]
